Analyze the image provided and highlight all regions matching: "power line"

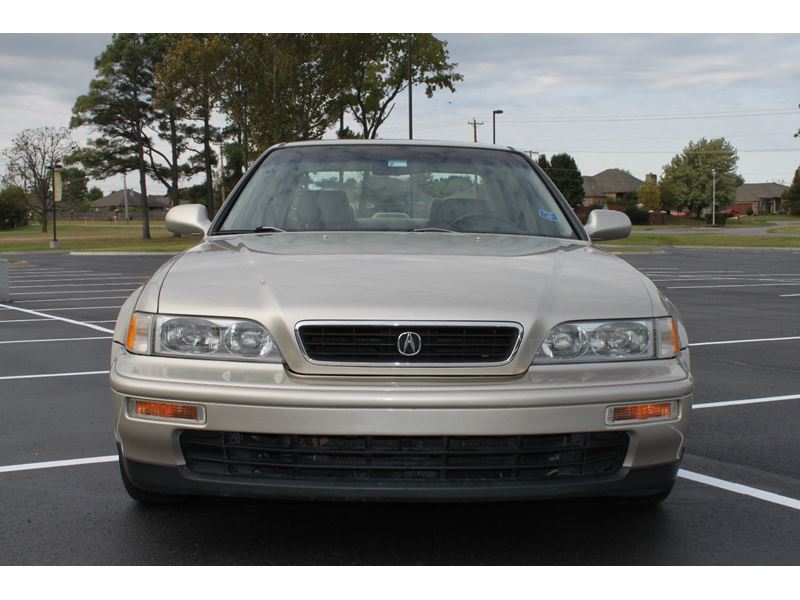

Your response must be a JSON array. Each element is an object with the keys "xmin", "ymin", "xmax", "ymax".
[{"xmin": 503, "ymin": 109, "xmax": 796, "ymax": 124}]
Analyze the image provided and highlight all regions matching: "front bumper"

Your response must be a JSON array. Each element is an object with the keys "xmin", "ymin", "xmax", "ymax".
[{"xmin": 111, "ymin": 344, "xmax": 692, "ymax": 500}]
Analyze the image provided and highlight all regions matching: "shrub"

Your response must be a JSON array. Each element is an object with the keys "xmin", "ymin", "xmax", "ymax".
[
  {"xmin": 0, "ymin": 186, "xmax": 30, "ymax": 230},
  {"xmin": 624, "ymin": 206, "xmax": 649, "ymax": 225}
]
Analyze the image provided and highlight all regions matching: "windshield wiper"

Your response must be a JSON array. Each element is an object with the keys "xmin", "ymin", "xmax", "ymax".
[
  {"xmin": 409, "ymin": 227, "xmax": 456, "ymax": 233},
  {"xmin": 216, "ymin": 226, "xmax": 286, "ymax": 235}
]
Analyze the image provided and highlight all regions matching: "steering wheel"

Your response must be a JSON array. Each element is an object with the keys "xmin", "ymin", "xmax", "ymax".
[{"xmin": 445, "ymin": 212, "xmax": 522, "ymax": 232}]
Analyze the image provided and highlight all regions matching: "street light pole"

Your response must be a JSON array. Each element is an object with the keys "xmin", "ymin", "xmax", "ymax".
[
  {"xmin": 492, "ymin": 109, "xmax": 503, "ymax": 144},
  {"xmin": 712, "ymin": 169, "xmax": 717, "ymax": 227},
  {"xmin": 46, "ymin": 163, "xmax": 62, "ymax": 249}
]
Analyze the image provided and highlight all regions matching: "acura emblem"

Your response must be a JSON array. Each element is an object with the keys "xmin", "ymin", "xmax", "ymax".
[{"xmin": 397, "ymin": 331, "xmax": 422, "ymax": 357}]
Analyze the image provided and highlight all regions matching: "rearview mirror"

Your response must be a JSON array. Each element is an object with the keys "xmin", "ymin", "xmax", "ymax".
[
  {"xmin": 584, "ymin": 209, "xmax": 631, "ymax": 241},
  {"xmin": 165, "ymin": 204, "xmax": 211, "ymax": 236}
]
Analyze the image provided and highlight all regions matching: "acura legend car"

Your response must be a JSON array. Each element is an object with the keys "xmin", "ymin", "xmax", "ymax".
[{"xmin": 111, "ymin": 140, "xmax": 692, "ymax": 504}]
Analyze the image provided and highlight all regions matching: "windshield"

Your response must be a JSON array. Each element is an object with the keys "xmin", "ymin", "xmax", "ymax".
[{"xmin": 216, "ymin": 144, "xmax": 578, "ymax": 239}]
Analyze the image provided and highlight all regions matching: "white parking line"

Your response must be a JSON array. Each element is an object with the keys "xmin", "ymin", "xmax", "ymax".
[
  {"xmin": 9, "ymin": 270, "xmax": 95, "ymax": 275},
  {"xmin": 693, "ymin": 393, "xmax": 800, "ymax": 410},
  {"xmin": 678, "ymin": 469, "xmax": 800, "ymax": 511},
  {"xmin": 0, "ymin": 455, "xmax": 118, "ymax": 474},
  {"xmin": 780, "ymin": 294, "xmax": 800, "ymax": 298},
  {"xmin": 9, "ymin": 273, "xmax": 123, "ymax": 279},
  {"xmin": 0, "ymin": 337, "xmax": 112, "ymax": 345},
  {"xmin": 13, "ymin": 288, "xmax": 137, "ymax": 296},
  {"xmin": 35, "ymin": 305, "xmax": 123, "ymax": 312},
  {"xmin": 14, "ymin": 296, "xmax": 132, "ymax": 304},
  {"xmin": 0, "ymin": 318, "xmax": 53, "ymax": 323},
  {"xmin": 0, "ymin": 304, "xmax": 114, "ymax": 333},
  {"xmin": 690, "ymin": 336, "xmax": 800, "ymax": 347},
  {"xmin": 0, "ymin": 370, "xmax": 109, "ymax": 381},
  {"xmin": 9, "ymin": 276, "xmax": 144, "ymax": 283},
  {"xmin": 10, "ymin": 282, "xmax": 146, "ymax": 289}
]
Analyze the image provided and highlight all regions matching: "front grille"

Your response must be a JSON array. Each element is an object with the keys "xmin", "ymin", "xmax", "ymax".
[
  {"xmin": 295, "ymin": 322, "xmax": 522, "ymax": 364},
  {"xmin": 181, "ymin": 431, "xmax": 629, "ymax": 483}
]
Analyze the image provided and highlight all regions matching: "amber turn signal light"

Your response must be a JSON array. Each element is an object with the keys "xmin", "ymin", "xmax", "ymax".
[
  {"xmin": 129, "ymin": 399, "xmax": 205, "ymax": 423},
  {"xmin": 606, "ymin": 401, "xmax": 675, "ymax": 424}
]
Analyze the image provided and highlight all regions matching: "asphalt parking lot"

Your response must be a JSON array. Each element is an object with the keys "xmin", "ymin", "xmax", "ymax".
[{"xmin": 1, "ymin": 247, "xmax": 799, "ymax": 565}]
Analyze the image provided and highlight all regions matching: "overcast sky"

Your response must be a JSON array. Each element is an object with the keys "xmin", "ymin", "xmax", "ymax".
[{"xmin": 1, "ymin": 32, "xmax": 798, "ymax": 196}]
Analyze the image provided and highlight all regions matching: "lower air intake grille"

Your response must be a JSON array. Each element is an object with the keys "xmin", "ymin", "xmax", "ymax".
[{"xmin": 180, "ymin": 431, "xmax": 629, "ymax": 482}]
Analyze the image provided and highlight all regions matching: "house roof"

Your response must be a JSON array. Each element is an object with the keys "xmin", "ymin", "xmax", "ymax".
[
  {"xmin": 583, "ymin": 169, "xmax": 644, "ymax": 197},
  {"xmin": 91, "ymin": 189, "xmax": 171, "ymax": 209},
  {"xmin": 735, "ymin": 183, "xmax": 788, "ymax": 203}
]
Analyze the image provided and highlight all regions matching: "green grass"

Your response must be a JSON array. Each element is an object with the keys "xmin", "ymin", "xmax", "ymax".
[
  {"xmin": 0, "ymin": 221, "xmax": 198, "ymax": 253},
  {"xmin": 605, "ymin": 233, "xmax": 800, "ymax": 248},
  {"xmin": 727, "ymin": 215, "xmax": 800, "ymax": 227},
  {"xmin": 766, "ymin": 225, "xmax": 800, "ymax": 234}
]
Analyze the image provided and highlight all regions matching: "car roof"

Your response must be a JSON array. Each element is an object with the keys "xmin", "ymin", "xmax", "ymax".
[{"xmin": 276, "ymin": 139, "xmax": 522, "ymax": 153}]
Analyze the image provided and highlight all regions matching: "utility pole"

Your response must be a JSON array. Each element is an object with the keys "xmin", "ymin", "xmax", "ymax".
[
  {"xmin": 524, "ymin": 150, "xmax": 540, "ymax": 160},
  {"xmin": 467, "ymin": 118, "xmax": 484, "ymax": 143},
  {"xmin": 122, "ymin": 171, "xmax": 129, "ymax": 221},
  {"xmin": 219, "ymin": 140, "xmax": 226, "ymax": 205}
]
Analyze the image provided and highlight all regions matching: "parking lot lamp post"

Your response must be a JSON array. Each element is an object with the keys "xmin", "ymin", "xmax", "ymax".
[
  {"xmin": 46, "ymin": 163, "xmax": 62, "ymax": 249},
  {"xmin": 492, "ymin": 109, "xmax": 504, "ymax": 144}
]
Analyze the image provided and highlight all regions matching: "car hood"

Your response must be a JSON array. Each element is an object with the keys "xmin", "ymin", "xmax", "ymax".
[{"xmin": 153, "ymin": 232, "xmax": 660, "ymax": 375}]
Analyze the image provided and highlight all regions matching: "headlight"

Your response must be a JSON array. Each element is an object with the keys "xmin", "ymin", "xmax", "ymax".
[
  {"xmin": 534, "ymin": 317, "xmax": 681, "ymax": 364},
  {"xmin": 125, "ymin": 312, "xmax": 283, "ymax": 363}
]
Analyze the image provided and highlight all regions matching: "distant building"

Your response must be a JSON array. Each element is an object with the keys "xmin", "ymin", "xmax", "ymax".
[
  {"xmin": 91, "ymin": 189, "xmax": 171, "ymax": 212},
  {"xmin": 582, "ymin": 169, "xmax": 652, "ymax": 207},
  {"xmin": 733, "ymin": 183, "xmax": 788, "ymax": 215}
]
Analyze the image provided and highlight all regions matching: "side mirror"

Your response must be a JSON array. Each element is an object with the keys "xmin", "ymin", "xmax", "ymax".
[
  {"xmin": 165, "ymin": 204, "xmax": 211, "ymax": 236},
  {"xmin": 584, "ymin": 209, "xmax": 631, "ymax": 241}
]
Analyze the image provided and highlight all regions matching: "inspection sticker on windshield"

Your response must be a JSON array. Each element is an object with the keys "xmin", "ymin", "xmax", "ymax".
[
  {"xmin": 387, "ymin": 159, "xmax": 407, "ymax": 168},
  {"xmin": 538, "ymin": 209, "xmax": 560, "ymax": 222}
]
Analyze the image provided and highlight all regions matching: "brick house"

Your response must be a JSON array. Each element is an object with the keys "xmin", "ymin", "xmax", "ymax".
[
  {"xmin": 91, "ymin": 189, "xmax": 171, "ymax": 213},
  {"xmin": 733, "ymin": 183, "xmax": 789, "ymax": 215},
  {"xmin": 582, "ymin": 169, "xmax": 653, "ymax": 207}
]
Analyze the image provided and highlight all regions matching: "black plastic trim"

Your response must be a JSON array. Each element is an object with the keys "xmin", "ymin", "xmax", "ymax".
[{"xmin": 120, "ymin": 455, "xmax": 678, "ymax": 503}]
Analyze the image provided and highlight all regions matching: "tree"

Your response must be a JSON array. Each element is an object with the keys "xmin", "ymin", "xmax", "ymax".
[
  {"xmin": 1, "ymin": 127, "xmax": 77, "ymax": 232},
  {"xmin": 638, "ymin": 178, "xmax": 662, "ymax": 211},
  {"xmin": 335, "ymin": 34, "xmax": 463, "ymax": 139},
  {"xmin": 661, "ymin": 138, "xmax": 744, "ymax": 219},
  {"xmin": 783, "ymin": 166, "xmax": 800, "ymax": 214},
  {"xmin": 71, "ymin": 34, "xmax": 165, "ymax": 239},
  {"xmin": 222, "ymin": 34, "xmax": 350, "ymax": 152},
  {"xmin": 536, "ymin": 153, "xmax": 584, "ymax": 209},
  {"xmin": 156, "ymin": 34, "xmax": 227, "ymax": 214},
  {"xmin": 86, "ymin": 186, "xmax": 104, "ymax": 204},
  {"xmin": 0, "ymin": 185, "xmax": 30, "ymax": 230}
]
